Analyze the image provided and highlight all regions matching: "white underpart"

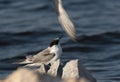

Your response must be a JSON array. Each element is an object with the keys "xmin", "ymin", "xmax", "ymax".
[{"xmin": 48, "ymin": 43, "xmax": 62, "ymax": 64}]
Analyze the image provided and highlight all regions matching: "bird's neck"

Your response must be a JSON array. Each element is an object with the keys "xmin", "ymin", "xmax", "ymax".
[{"xmin": 50, "ymin": 44, "xmax": 61, "ymax": 53}]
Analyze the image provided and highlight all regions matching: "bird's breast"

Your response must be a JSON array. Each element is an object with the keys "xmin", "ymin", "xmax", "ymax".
[{"xmin": 50, "ymin": 45, "xmax": 62, "ymax": 57}]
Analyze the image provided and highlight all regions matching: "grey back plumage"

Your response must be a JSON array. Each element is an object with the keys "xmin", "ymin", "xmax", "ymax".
[{"xmin": 32, "ymin": 48, "xmax": 55, "ymax": 63}]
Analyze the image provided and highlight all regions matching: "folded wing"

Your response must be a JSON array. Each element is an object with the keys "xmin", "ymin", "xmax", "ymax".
[{"xmin": 32, "ymin": 48, "xmax": 55, "ymax": 63}]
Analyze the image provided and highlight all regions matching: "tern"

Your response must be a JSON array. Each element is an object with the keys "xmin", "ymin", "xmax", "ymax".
[
  {"xmin": 53, "ymin": 0, "xmax": 77, "ymax": 41},
  {"xmin": 24, "ymin": 36, "xmax": 62, "ymax": 65}
]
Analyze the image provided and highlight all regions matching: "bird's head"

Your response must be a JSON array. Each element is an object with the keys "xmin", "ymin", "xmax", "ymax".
[{"xmin": 50, "ymin": 35, "xmax": 63, "ymax": 47}]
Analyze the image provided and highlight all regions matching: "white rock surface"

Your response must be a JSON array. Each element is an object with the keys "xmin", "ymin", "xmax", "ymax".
[
  {"xmin": 62, "ymin": 59, "xmax": 96, "ymax": 82},
  {"xmin": 47, "ymin": 59, "xmax": 60, "ymax": 76},
  {"xmin": 2, "ymin": 68, "xmax": 62, "ymax": 82},
  {"xmin": 62, "ymin": 60, "xmax": 79, "ymax": 78},
  {"xmin": 18, "ymin": 59, "xmax": 96, "ymax": 82},
  {"xmin": 37, "ymin": 64, "xmax": 46, "ymax": 74}
]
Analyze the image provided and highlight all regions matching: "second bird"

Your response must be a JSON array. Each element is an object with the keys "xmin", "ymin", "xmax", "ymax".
[{"xmin": 52, "ymin": 0, "xmax": 77, "ymax": 41}]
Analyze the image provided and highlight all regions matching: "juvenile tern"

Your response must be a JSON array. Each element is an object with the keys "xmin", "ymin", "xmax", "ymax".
[
  {"xmin": 53, "ymin": 0, "xmax": 77, "ymax": 41},
  {"xmin": 25, "ymin": 36, "xmax": 62, "ymax": 65}
]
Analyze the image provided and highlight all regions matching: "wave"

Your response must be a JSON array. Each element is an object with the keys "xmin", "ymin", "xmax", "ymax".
[
  {"xmin": 0, "ymin": 30, "xmax": 62, "ymax": 46},
  {"xmin": 78, "ymin": 31, "xmax": 120, "ymax": 45}
]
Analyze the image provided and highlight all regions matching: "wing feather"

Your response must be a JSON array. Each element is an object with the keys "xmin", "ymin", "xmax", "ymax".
[
  {"xmin": 53, "ymin": 0, "xmax": 77, "ymax": 41},
  {"xmin": 32, "ymin": 48, "xmax": 55, "ymax": 63}
]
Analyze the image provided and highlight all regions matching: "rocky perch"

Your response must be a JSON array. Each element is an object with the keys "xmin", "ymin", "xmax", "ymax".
[{"xmin": 0, "ymin": 59, "xmax": 97, "ymax": 82}]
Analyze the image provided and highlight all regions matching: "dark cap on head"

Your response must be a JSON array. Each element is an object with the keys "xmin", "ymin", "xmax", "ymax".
[{"xmin": 50, "ymin": 35, "xmax": 63, "ymax": 47}]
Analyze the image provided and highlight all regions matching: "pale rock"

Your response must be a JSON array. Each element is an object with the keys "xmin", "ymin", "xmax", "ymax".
[
  {"xmin": 62, "ymin": 60, "xmax": 79, "ymax": 79},
  {"xmin": 2, "ymin": 68, "xmax": 63, "ymax": 82},
  {"xmin": 47, "ymin": 59, "xmax": 60, "ymax": 76},
  {"xmin": 3, "ymin": 68, "xmax": 39, "ymax": 82},
  {"xmin": 37, "ymin": 64, "xmax": 46, "ymax": 74},
  {"xmin": 14, "ymin": 59, "xmax": 97, "ymax": 82},
  {"xmin": 62, "ymin": 60, "xmax": 96, "ymax": 82}
]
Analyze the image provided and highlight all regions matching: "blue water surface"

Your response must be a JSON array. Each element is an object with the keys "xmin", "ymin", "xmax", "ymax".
[{"xmin": 0, "ymin": 0, "xmax": 120, "ymax": 82}]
